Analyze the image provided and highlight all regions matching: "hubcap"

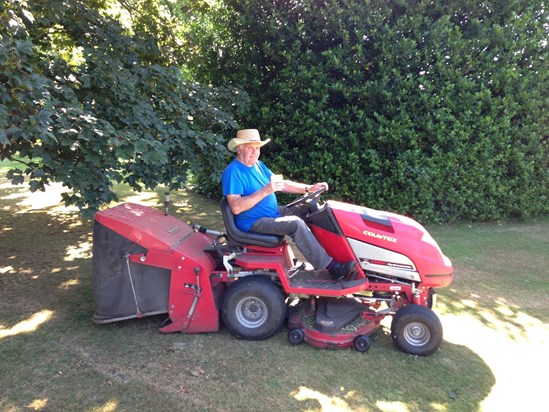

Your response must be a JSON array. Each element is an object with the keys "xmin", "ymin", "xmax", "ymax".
[
  {"xmin": 403, "ymin": 322, "xmax": 431, "ymax": 347},
  {"xmin": 236, "ymin": 297, "xmax": 267, "ymax": 328}
]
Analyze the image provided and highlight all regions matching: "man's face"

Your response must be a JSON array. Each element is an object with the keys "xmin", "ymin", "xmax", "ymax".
[{"xmin": 237, "ymin": 143, "xmax": 262, "ymax": 166}]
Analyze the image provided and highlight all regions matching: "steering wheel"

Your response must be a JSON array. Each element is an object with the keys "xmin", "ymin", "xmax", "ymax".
[{"xmin": 286, "ymin": 187, "xmax": 326, "ymax": 208}]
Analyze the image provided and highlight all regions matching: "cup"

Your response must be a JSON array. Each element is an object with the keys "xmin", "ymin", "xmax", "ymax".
[
  {"xmin": 271, "ymin": 174, "xmax": 283, "ymax": 183},
  {"xmin": 271, "ymin": 174, "xmax": 284, "ymax": 191}
]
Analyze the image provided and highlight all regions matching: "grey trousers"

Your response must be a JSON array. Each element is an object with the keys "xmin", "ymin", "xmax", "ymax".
[{"xmin": 251, "ymin": 205, "xmax": 333, "ymax": 270}]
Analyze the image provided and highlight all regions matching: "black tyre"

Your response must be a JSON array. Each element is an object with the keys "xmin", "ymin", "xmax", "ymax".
[
  {"xmin": 222, "ymin": 276, "xmax": 286, "ymax": 340},
  {"xmin": 354, "ymin": 335, "xmax": 371, "ymax": 352},
  {"xmin": 288, "ymin": 328, "xmax": 305, "ymax": 345},
  {"xmin": 390, "ymin": 304, "xmax": 443, "ymax": 356}
]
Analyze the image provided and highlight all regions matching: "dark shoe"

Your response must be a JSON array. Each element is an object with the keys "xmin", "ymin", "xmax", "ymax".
[{"xmin": 328, "ymin": 260, "xmax": 356, "ymax": 279}]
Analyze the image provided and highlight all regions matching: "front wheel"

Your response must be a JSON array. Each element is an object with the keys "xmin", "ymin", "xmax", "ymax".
[
  {"xmin": 390, "ymin": 304, "xmax": 443, "ymax": 356},
  {"xmin": 288, "ymin": 328, "xmax": 305, "ymax": 345},
  {"xmin": 222, "ymin": 276, "xmax": 286, "ymax": 340},
  {"xmin": 354, "ymin": 335, "xmax": 372, "ymax": 352}
]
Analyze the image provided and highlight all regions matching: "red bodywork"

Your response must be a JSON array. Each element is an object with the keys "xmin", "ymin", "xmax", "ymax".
[
  {"xmin": 319, "ymin": 201, "xmax": 453, "ymax": 288},
  {"xmin": 94, "ymin": 203, "xmax": 219, "ymax": 333},
  {"xmin": 92, "ymin": 200, "xmax": 452, "ymax": 346}
]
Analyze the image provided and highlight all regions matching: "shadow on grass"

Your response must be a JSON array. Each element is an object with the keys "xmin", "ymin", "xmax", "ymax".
[
  {"xmin": 437, "ymin": 285, "xmax": 545, "ymax": 346},
  {"xmin": 431, "ymin": 219, "xmax": 549, "ymax": 345},
  {"xmin": 0, "ymin": 181, "xmax": 497, "ymax": 411},
  {"xmin": 1, "ymin": 315, "xmax": 494, "ymax": 412}
]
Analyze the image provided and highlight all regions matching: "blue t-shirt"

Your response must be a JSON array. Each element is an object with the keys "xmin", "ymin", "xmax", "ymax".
[{"xmin": 221, "ymin": 159, "xmax": 280, "ymax": 231}]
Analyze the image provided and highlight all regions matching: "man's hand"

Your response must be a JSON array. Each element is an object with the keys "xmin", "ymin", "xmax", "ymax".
[
  {"xmin": 270, "ymin": 180, "xmax": 285, "ymax": 192},
  {"xmin": 310, "ymin": 182, "xmax": 329, "ymax": 192},
  {"xmin": 227, "ymin": 178, "xmax": 281, "ymax": 215}
]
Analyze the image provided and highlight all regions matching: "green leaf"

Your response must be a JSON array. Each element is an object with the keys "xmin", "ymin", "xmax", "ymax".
[
  {"xmin": 0, "ymin": 130, "xmax": 8, "ymax": 145},
  {"xmin": 11, "ymin": 175, "xmax": 25, "ymax": 185}
]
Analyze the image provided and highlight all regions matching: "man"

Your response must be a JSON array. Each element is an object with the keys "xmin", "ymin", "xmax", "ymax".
[{"xmin": 221, "ymin": 129, "xmax": 356, "ymax": 279}]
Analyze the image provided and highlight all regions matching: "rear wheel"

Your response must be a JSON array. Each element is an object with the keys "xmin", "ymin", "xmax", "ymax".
[
  {"xmin": 391, "ymin": 304, "xmax": 443, "ymax": 356},
  {"xmin": 222, "ymin": 276, "xmax": 286, "ymax": 340}
]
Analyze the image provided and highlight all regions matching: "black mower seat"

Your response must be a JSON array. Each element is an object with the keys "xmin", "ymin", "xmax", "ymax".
[{"xmin": 220, "ymin": 197, "xmax": 284, "ymax": 248}]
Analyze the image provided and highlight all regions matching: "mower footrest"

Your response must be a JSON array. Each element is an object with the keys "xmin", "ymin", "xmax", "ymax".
[{"xmin": 289, "ymin": 269, "xmax": 367, "ymax": 290}]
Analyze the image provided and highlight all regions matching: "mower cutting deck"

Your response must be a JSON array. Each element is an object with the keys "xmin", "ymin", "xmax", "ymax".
[{"xmin": 92, "ymin": 190, "xmax": 452, "ymax": 356}]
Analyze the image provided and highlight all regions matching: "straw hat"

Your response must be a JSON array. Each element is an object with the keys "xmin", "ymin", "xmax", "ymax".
[{"xmin": 227, "ymin": 129, "xmax": 271, "ymax": 152}]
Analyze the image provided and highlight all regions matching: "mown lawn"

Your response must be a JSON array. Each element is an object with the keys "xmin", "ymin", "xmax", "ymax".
[{"xmin": 1, "ymin": 171, "xmax": 547, "ymax": 411}]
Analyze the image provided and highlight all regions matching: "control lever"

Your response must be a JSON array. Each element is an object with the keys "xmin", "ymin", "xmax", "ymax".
[{"xmin": 164, "ymin": 192, "xmax": 170, "ymax": 215}]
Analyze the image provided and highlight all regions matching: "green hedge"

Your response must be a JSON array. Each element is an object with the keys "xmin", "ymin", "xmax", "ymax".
[{"xmin": 189, "ymin": 0, "xmax": 548, "ymax": 222}]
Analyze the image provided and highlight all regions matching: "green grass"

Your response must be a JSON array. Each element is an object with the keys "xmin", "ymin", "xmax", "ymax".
[
  {"xmin": 1, "ymin": 172, "xmax": 547, "ymax": 411},
  {"xmin": 0, "ymin": 157, "xmax": 28, "ymax": 173}
]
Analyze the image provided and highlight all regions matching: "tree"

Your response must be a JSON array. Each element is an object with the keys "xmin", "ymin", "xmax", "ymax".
[{"xmin": 0, "ymin": 0, "xmax": 243, "ymax": 216}]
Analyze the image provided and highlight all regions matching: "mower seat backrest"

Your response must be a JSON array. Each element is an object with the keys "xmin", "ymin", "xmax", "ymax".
[{"xmin": 220, "ymin": 197, "xmax": 284, "ymax": 248}]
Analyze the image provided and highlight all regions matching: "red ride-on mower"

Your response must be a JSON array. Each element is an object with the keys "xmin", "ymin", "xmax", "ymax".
[{"xmin": 92, "ymin": 189, "xmax": 452, "ymax": 355}]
